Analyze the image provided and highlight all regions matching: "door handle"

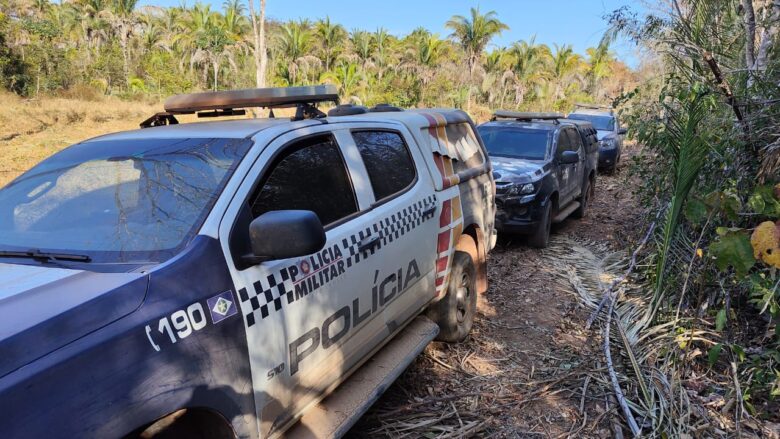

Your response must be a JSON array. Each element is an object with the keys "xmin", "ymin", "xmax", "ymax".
[
  {"xmin": 358, "ymin": 235, "xmax": 381, "ymax": 252},
  {"xmin": 422, "ymin": 206, "xmax": 437, "ymax": 217}
]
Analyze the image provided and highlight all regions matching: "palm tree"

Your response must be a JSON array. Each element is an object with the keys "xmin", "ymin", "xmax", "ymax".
[
  {"xmin": 315, "ymin": 17, "xmax": 345, "ymax": 71},
  {"xmin": 408, "ymin": 32, "xmax": 445, "ymax": 104},
  {"xmin": 446, "ymin": 7, "xmax": 508, "ymax": 108},
  {"xmin": 320, "ymin": 61, "xmax": 364, "ymax": 102},
  {"xmin": 372, "ymin": 27, "xmax": 394, "ymax": 77},
  {"xmin": 221, "ymin": 0, "xmax": 247, "ymax": 39},
  {"xmin": 550, "ymin": 43, "xmax": 583, "ymax": 104},
  {"xmin": 350, "ymin": 29, "xmax": 373, "ymax": 68},
  {"xmin": 585, "ymin": 41, "xmax": 614, "ymax": 97},
  {"xmin": 445, "ymin": 7, "xmax": 508, "ymax": 80},
  {"xmin": 277, "ymin": 21, "xmax": 311, "ymax": 63},
  {"xmin": 509, "ymin": 37, "xmax": 551, "ymax": 105},
  {"xmin": 102, "ymin": 0, "xmax": 139, "ymax": 86},
  {"xmin": 191, "ymin": 25, "xmax": 236, "ymax": 90}
]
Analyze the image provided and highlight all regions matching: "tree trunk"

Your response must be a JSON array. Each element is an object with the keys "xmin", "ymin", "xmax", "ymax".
[
  {"xmin": 753, "ymin": 0, "xmax": 780, "ymax": 75},
  {"xmin": 213, "ymin": 60, "xmax": 219, "ymax": 91},
  {"xmin": 742, "ymin": 0, "xmax": 757, "ymax": 71},
  {"xmin": 120, "ymin": 26, "xmax": 130, "ymax": 87},
  {"xmin": 247, "ymin": 0, "xmax": 267, "ymax": 88}
]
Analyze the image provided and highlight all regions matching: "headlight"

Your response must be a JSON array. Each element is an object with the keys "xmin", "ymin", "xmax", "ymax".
[
  {"xmin": 600, "ymin": 139, "xmax": 617, "ymax": 149},
  {"xmin": 507, "ymin": 183, "xmax": 535, "ymax": 195}
]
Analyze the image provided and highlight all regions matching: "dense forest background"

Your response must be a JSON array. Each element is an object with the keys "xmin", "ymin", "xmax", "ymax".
[{"xmin": 0, "ymin": 0, "xmax": 640, "ymax": 114}]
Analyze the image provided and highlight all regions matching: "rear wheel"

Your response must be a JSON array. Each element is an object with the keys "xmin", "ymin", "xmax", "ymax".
[
  {"xmin": 528, "ymin": 201, "xmax": 552, "ymax": 248},
  {"xmin": 427, "ymin": 251, "xmax": 477, "ymax": 343},
  {"xmin": 573, "ymin": 178, "xmax": 594, "ymax": 219}
]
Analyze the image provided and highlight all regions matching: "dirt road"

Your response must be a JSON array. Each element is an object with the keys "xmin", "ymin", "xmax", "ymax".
[{"xmin": 350, "ymin": 149, "xmax": 643, "ymax": 438}]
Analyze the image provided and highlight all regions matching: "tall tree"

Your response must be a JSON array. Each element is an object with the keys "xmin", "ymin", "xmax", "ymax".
[
  {"xmin": 103, "ymin": 0, "xmax": 139, "ymax": 85},
  {"xmin": 446, "ymin": 7, "xmax": 508, "ymax": 108},
  {"xmin": 246, "ymin": 0, "xmax": 266, "ymax": 87},
  {"xmin": 315, "ymin": 16, "xmax": 345, "ymax": 71}
]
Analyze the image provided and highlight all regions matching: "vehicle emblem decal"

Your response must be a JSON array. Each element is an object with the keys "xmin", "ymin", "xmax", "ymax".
[{"xmin": 208, "ymin": 290, "xmax": 238, "ymax": 324}]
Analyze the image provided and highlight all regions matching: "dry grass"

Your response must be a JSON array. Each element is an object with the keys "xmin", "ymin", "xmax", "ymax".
[{"xmin": 0, "ymin": 93, "xmax": 161, "ymax": 186}]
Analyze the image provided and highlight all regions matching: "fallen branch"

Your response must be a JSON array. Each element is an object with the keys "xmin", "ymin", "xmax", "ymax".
[{"xmin": 604, "ymin": 289, "xmax": 642, "ymax": 437}]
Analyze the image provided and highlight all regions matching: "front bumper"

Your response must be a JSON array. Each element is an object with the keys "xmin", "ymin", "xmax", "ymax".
[
  {"xmin": 494, "ymin": 193, "xmax": 546, "ymax": 234},
  {"xmin": 598, "ymin": 146, "xmax": 619, "ymax": 168}
]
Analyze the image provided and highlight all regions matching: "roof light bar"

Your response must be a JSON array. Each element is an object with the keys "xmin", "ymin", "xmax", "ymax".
[
  {"xmin": 492, "ymin": 110, "xmax": 565, "ymax": 121},
  {"xmin": 573, "ymin": 102, "xmax": 613, "ymax": 112},
  {"xmin": 163, "ymin": 85, "xmax": 339, "ymax": 114}
]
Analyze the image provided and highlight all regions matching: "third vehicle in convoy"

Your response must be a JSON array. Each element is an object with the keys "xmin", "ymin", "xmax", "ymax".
[
  {"xmin": 567, "ymin": 103, "xmax": 626, "ymax": 173},
  {"xmin": 477, "ymin": 111, "xmax": 598, "ymax": 248}
]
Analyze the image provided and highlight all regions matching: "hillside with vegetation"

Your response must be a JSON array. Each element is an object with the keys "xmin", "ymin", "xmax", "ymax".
[{"xmin": 0, "ymin": 1, "xmax": 638, "ymax": 116}]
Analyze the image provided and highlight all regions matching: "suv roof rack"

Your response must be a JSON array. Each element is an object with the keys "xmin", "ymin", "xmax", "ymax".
[
  {"xmin": 369, "ymin": 104, "xmax": 404, "ymax": 112},
  {"xmin": 328, "ymin": 104, "xmax": 369, "ymax": 117},
  {"xmin": 573, "ymin": 102, "xmax": 613, "ymax": 113},
  {"xmin": 491, "ymin": 110, "xmax": 565, "ymax": 123},
  {"xmin": 141, "ymin": 85, "xmax": 340, "ymax": 128}
]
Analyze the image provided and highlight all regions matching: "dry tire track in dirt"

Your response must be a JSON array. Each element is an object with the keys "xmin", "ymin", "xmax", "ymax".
[{"xmin": 350, "ymin": 147, "xmax": 645, "ymax": 438}]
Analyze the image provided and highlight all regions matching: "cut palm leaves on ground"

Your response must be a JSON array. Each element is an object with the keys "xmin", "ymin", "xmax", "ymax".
[{"xmin": 548, "ymin": 230, "xmax": 700, "ymax": 437}]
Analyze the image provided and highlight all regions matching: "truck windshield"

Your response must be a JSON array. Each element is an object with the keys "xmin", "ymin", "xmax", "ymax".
[
  {"xmin": 0, "ymin": 138, "xmax": 251, "ymax": 263},
  {"xmin": 567, "ymin": 114, "xmax": 615, "ymax": 131},
  {"xmin": 477, "ymin": 126, "xmax": 550, "ymax": 160}
]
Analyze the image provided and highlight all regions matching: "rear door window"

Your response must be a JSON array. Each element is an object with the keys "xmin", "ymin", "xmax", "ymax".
[
  {"xmin": 352, "ymin": 130, "xmax": 416, "ymax": 201},
  {"xmin": 250, "ymin": 134, "xmax": 357, "ymax": 226}
]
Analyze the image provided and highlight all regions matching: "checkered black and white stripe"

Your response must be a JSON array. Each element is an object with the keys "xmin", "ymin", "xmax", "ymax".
[{"xmin": 238, "ymin": 194, "xmax": 437, "ymax": 327}]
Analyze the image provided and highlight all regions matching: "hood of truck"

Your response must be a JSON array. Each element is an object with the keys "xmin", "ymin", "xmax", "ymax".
[
  {"xmin": 0, "ymin": 262, "xmax": 147, "ymax": 377},
  {"xmin": 597, "ymin": 130, "xmax": 617, "ymax": 141},
  {"xmin": 490, "ymin": 156, "xmax": 547, "ymax": 184}
]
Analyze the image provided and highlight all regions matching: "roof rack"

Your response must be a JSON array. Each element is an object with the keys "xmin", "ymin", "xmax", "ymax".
[
  {"xmin": 573, "ymin": 102, "xmax": 613, "ymax": 113},
  {"xmin": 328, "ymin": 104, "xmax": 369, "ymax": 117},
  {"xmin": 141, "ymin": 85, "xmax": 340, "ymax": 128},
  {"xmin": 491, "ymin": 110, "xmax": 565, "ymax": 123},
  {"xmin": 370, "ymin": 104, "xmax": 404, "ymax": 112}
]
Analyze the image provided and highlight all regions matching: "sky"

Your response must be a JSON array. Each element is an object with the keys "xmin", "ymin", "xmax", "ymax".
[{"xmin": 138, "ymin": 0, "xmax": 648, "ymax": 67}]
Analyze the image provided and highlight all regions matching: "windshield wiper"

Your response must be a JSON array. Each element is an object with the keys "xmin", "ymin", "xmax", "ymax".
[{"xmin": 0, "ymin": 249, "xmax": 92, "ymax": 262}]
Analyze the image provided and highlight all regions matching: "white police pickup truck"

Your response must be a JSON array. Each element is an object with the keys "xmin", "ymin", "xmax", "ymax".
[{"xmin": 0, "ymin": 86, "xmax": 496, "ymax": 439}]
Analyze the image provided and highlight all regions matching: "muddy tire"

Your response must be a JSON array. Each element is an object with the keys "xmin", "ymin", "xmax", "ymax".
[
  {"xmin": 573, "ymin": 179, "xmax": 593, "ymax": 219},
  {"xmin": 528, "ymin": 202, "xmax": 552, "ymax": 248},
  {"xmin": 427, "ymin": 251, "xmax": 477, "ymax": 343}
]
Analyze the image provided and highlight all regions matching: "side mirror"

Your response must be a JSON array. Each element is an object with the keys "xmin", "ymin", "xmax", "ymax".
[
  {"xmin": 618, "ymin": 128, "xmax": 627, "ymax": 135},
  {"xmin": 559, "ymin": 150, "xmax": 579, "ymax": 164},
  {"xmin": 245, "ymin": 210, "xmax": 326, "ymax": 264}
]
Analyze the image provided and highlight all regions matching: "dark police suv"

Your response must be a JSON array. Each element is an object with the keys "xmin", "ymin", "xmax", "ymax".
[
  {"xmin": 477, "ymin": 111, "xmax": 598, "ymax": 248},
  {"xmin": 568, "ymin": 104, "xmax": 626, "ymax": 173}
]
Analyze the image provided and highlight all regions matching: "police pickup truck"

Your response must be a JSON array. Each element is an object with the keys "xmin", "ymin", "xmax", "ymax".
[
  {"xmin": 0, "ymin": 86, "xmax": 496, "ymax": 438},
  {"xmin": 477, "ymin": 111, "xmax": 598, "ymax": 248}
]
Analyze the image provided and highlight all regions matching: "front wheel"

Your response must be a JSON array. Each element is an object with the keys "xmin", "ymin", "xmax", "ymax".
[
  {"xmin": 528, "ymin": 202, "xmax": 552, "ymax": 248},
  {"xmin": 427, "ymin": 251, "xmax": 477, "ymax": 343}
]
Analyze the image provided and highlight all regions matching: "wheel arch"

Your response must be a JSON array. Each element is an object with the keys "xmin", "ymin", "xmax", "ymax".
[
  {"xmin": 124, "ymin": 407, "xmax": 236, "ymax": 439},
  {"xmin": 455, "ymin": 225, "xmax": 488, "ymax": 294}
]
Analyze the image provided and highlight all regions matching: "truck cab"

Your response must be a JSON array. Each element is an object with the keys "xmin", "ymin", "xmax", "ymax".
[
  {"xmin": 477, "ymin": 111, "xmax": 594, "ymax": 248},
  {"xmin": 0, "ymin": 86, "xmax": 496, "ymax": 439}
]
